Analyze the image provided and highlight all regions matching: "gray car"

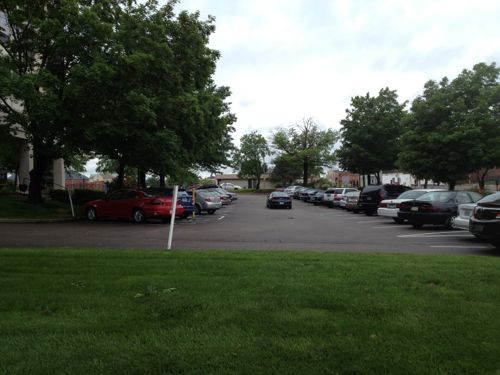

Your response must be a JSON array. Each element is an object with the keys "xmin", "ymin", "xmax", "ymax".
[{"xmin": 193, "ymin": 190, "xmax": 223, "ymax": 214}]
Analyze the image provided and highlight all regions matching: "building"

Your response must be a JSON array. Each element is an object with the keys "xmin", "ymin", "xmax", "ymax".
[
  {"xmin": 214, "ymin": 173, "xmax": 276, "ymax": 189},
  {"xmin": 326, "ymin": 170, "xmax": 360, "ymax": 187}
]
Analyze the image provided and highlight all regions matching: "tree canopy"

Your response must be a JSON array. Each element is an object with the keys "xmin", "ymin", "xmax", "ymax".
[
  {"xmin": 336, "ymin": 88, "xmax": 406, "ymax": 184},
  {"xmin": 232, "ymin": 131, "xmax": 270, "ymax": 190},
  {"xmin": 272, "ymin": 118, "xmax": 337, "ymax": 186},
  {"xmin": 0, "ymin": 0, "xmax": 235, "ymax": 201}
]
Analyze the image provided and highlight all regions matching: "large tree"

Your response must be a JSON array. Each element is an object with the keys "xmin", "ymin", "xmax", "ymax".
[
  {"xmin": 336, "ymin": 88, "xmax": 406, "ymax": 184},
  {"xmin": 398, "ymin": 63, "xmax": 500, "ymax": 190},
  {"xmin": 233, "ymin": 131, "xmax": 270, "ymax": 190},
  {"xmin": 272, "ymin": 118, "xmax": 337, "ymax": 186},
  {"xmin": 0, "ymin": 0, "xmax": 116, "ymax": 202},
  {"xmin": 269, "ymin": 154, "xmax": 302, "ymax": 187}
]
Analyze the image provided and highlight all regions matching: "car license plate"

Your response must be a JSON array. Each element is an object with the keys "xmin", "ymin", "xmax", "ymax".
[
  {"xmin": 411, "ymin": 206, "xmax": 418, "ymax": 211},
  {"xmin": 279, "ymin": 202, "xmax": 284, "ymax": 205},
  {"xmin": 388, "ymin": 204, "xmax": 396, "ymax": 209},
  {"xmin": 366, "ymin": 197, "xmax": 372, "ymax": 201},
  {"xmin": 474, "ymin": 224, "xmax": 484, "ymax": 232}
]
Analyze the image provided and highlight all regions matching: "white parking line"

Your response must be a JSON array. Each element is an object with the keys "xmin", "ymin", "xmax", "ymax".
[
  {"xmin": 218, "ymin": 216, "xmax": 225, "ymax": 221},
  {"xmin": 398, "ymin": 232, "xmax": 473, "ymax": 238},
  {"xmin": 430, "ymin": 245, "xmax": 492, "ymax": 249},
  {"xmin": 373, "ymin": 226, "xmax": 406, "ymax": 229}
]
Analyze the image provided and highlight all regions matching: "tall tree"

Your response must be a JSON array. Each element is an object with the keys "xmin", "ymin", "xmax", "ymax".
[
  {"xmin": 398, "ymin": 63, "xmax": 500, "ymax": 190},
  {"xmin": 337, "ymin": 88, "xmax": 406, "ymax": 184},
  {"xmin": 272, "ymin": 118, "xmax": 337, "ymax": 185},
  {"xmin": 0, "ymin": 0, "xmax": 116, "ymax": 202},
  {"xmin": 269, "ymin": 154, "xmax": 302, "ymax": 187},
  {"xmin": 233, "ymin": 131, "xmax": 270, "ymax": 190}
]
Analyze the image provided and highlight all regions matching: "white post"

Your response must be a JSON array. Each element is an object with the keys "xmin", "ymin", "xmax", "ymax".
[{"xmin": 167, "ymin": 185, "xmax": 179, "ymax": 250}]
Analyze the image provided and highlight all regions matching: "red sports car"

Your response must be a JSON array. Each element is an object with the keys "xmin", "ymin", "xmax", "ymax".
[{"xmin": 82, "ymin": 189, "xmax": 184, "ymax": 223}]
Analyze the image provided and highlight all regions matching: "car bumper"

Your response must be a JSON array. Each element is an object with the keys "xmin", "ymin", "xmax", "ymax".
[
  {"xmin": 377, "ymin": 208, "xmax": 398, "ymax": 218},
  {"xmin": 469, "ymin": 219, "xmax": 500, "ymax": 241},
  {"xmin": 452, "ymin": 216, "xmax": 470, "ymax": 230},
  {"xmin": 269, "ymin": 201, "xmax": 292, "ymax": 208},
  {"xmin": 398, "ymin": 211, "xmax": 451, "ymax": 225},
  {"xmin": 144, "ymin": 206, "xmax": 184, "ymax": 219}
]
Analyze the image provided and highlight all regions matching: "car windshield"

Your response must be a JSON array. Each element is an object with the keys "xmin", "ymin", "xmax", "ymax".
[
  {"xmin": 477, "ymin": 192, "xmax": 500, "ymax": 205},
  {"xmin": 397, "ymin": 190, "xmax": 430, "ymax": 199},
  {"xmin": 271, "ymin": 192, "xmax": 289, "ymax": 197},
  {"xmin": 418, "ymin": 191, "xmax": 455, "ymax": 203}
]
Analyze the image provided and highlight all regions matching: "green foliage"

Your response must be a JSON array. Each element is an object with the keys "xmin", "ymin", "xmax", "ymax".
[
  {"xmin": 337, "ymin": 88, "xmax": 406, "ymax": 183},
  {"xmin": 269, "ymin": 154, "xmax": 302, "ymax": 187},
  {"xmin": 398, "ymin": 63, "xmax": 500, "ymax": 190},
  {"xmin": 0, "ymin": 133, "xmax": 22, "ymax": 172},
  {"xmin": 233, "ymin": 131, "xmax": 270, "ymax": 189},
  {"xmin": 272, "ymin": 118, "xmax": 338, "ymax": 185}
]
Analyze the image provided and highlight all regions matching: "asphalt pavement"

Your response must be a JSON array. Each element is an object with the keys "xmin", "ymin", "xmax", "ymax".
[{"xmin": 0, "ymin": 194, "xmax": 498, "ymax": 255}]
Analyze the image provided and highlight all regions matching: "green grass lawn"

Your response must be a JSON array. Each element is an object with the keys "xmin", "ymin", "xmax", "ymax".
[
  {"xmin": 1, "ymin": 249, "xmax": 500, "ymax": 374},
  {"xmin": 0, "ymin": 194, "xmax": 74, "ymax": 219}
]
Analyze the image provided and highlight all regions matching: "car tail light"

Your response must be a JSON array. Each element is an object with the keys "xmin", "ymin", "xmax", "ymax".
[
  {"xmin": 419, "ymin": 204, "xmax": 437, "ymax": 212},
  {"xmin": 205, "ymin": 197, "xmax": 212, "ymax": 202},
  {"xmin": 379, "ymin": 202, "xmax": 387, "ymax": 208},
  {"xmin": 399, "ymin": 202, "xmax": 411, "ymax": 210},
  {"xmin": 379, "ymin": 191, "xmax": 385, "ymax": 199}
]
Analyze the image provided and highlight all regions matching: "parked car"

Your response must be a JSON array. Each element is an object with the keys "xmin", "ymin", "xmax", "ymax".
[
  {"xmin": 192, "ymin": 190, "xmax": 223, "ymax": 214},
  {"xmin": 220, "ymin": 182, "xmax": 242, "ymax": 190},
  {"xmin": 144, "ymin": 188, "xmax": 195, "ymax": 219},
  {"xmin": 82, "ymin": 189, "xmax": 184, "ymax": 223},
  {"xmin": 469, "ymin": 192, "xmax": 500, "ymax": 248},
  {"xmin": 323, "ymin": 188, "xmax": 359, "ymax": 208},
  {"xmin": 266, "ymin": 191, "xmax": 292, "ymax": 209},
  {"xmin": 398, "ymin": 190, "xmax": 483, "ymax": 229},
  {"xmin": 300, "ymin": 188, "xmax": 320, "ymax": 202},
  {"xmin": 284, "ymin": 185, "xmax": 303, "ymax": 197},
  {"xmin": 377, "ymin": 189, "xmax": 445, "ymax": 223},
  {"xmin": 310, "ymin": 190, "xmax": 326, "ymax": 205},
  {"xmin": 293, "ymin": 187, "xmax": 308, "ymax": 199},
  {"xmin": 344, "ymin": 191, "xmax": 361, "ymax": 212},
  {"xmin": 197, "ymin": 187, "xmax": 232, "ymax": 205},
  {"xmin": 358, "ymin": 184, "xmax": 412, "ymax": 215},
  {"xmin": 452, "ymin": 202, "xmax": 477, "ymax": 230}
]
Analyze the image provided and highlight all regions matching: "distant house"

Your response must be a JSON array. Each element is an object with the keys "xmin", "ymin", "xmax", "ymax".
[
  {"xmin": 214, "ymin": 173, "xmax": 276, "ymax": 189},
  {"xmin": 64, "ymin": 170, "xmax": 89, "ymax": 190},
  {"xmin": 326, "ymin": 170, "xmax": 360, "ymax": 187}
]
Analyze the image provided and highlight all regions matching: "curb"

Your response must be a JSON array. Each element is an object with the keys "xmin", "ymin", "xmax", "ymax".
[{"xmin": 0, "ymin": 218, "xmax": 76, "ymax": 223}]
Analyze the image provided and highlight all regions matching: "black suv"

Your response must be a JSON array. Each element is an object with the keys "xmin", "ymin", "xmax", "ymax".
[{"xmin": 357, "ymin": 184, "xmax": 411, "ymax": 215}]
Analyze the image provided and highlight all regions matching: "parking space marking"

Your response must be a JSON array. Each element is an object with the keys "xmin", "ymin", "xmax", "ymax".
[
  {"xmin": 398, "ymin": 232, "xmax": 473, "ymax": 238},
  {"xmin": 218, "ymin": 216, "xmax": 225, "ymax": 221},
  {"xmin": 430, "ymin": 245, "xmax": 492, "ymax": 249},
  {"xmin": 373, "ymin": 225, "xmax": 406, "ymax": 229}
]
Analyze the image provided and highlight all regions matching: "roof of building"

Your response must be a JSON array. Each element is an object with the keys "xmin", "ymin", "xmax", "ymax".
[{"xmin": 65, "ymin": 170, "xmax": 88, "ymax": 180}]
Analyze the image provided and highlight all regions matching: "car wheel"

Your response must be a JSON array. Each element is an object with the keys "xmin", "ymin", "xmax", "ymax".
[
  {"xmin": 132, "ymin": 208, "xmax": 145, "ymax": 223},
  {"xmin": 288, "ymin": 206, "xmax": 292, "ymax": 209},
  {"xmin": 393, "ymin": 218, "xmax": 405, "ymax": 224},
  {"xmin": 86, "ymin": 207, "xmax": 97, "ymax": 221},
  {"xmin": 412, "ymin": 223, "xmax": 423, "ymax": 229},
  {"xmin": 195, "ymin": 204, "xmax": 202, "ymax": 215},
  {"xmin": 444, "ymin": 216, "xmax": 455, "ymax": 230},
  {"xmin": 207, "ymin": 209, "xmax": 216, "ymax": 215}
]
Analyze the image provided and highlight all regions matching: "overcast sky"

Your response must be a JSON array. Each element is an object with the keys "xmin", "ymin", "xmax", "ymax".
[
  {"xmin": 174, "ymin": 0, "xmax": 500, "ymax": 141},
  {"xmin": 86, "ymin": 0, "xmax": 500, "ymax": 175}
]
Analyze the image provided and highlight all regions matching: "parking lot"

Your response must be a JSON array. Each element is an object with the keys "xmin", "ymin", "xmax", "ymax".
[{"xmin": 0, "ymin": 194, "xmax": 498, "ymax": 255}]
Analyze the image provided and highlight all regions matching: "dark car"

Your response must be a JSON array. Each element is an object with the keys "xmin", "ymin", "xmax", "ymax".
[
  {"xmin": 293, "ymin": 187, "xmax": 307, "ymax": 199},
  {"xmin": 145, "ymin": 188, "xmax": 195, "ymax": 218},
  {"xmin": 82, "ymin": 189, "xmax": 184, "ymax": 223},
  {"xmin": 357, "ymin": 184, "xmax": 412, "ymax": 215},
  {"xmin": 398, "ymin": 190, "xmax": 483, "ymax": 229},
  {"xmin": 310, "ymin": 190, "xmax": 326, "ymax": 205},
  {"xmin": 300, "ymin": 188, "xmax": 319, "ymax": 202},
  {"xmin": 266, "ymin": 191, "xmax": 292, "ymax": 209},
  {"xmin": 469, "ymin": 192, "xmax": 500, "ymax": 248}
]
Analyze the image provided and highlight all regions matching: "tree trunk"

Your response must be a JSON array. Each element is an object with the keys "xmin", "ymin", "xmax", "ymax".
[
  {"xmin": 137, "ymin": 169, "xmax": 146, "ymax": 189},
  {"xmin": 28, "ymin": 148, "xmax": 49, "ymax": 204},
  {"xmin": 375, "ymin": 172, "xmax": 381, "ymax": 185},
  {"xmin": 478, "ymin": 169, "xmax": 489, "ymax": 191},
  {"xmin": 303, "ymin": 158, "xmax": 309, "ymax": 186},
  {"xmin": 159, "ymin": 173, "xmax": 165, "ymax": 188},
  {"xmin": 256, "ymin": 178, "xmax": 260, "ymax": 190},
  {"xmin": 448, "ymin": 181, "xmax": 456, "ymax": 191},
  {"xmin": 116, "ymin": 160, "xmax": 125, "ymax": 189},
  {"xmin": 424, "ymin": 179, "xmax": 428, "ymax": 188}
]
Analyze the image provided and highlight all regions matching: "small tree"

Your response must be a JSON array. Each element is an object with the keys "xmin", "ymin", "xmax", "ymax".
[
  {"xmin": 272, "ymin": 118, "xmax": 337, "ymax": 185},
  {"xmin": 233, "ymin": 131, "xmax": 270, "ymax": 190}
]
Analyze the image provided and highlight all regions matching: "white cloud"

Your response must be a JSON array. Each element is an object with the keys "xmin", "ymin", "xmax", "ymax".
[{"xmin": 171, "ymin": 0, "xmax": 500, "ymax": 147}]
